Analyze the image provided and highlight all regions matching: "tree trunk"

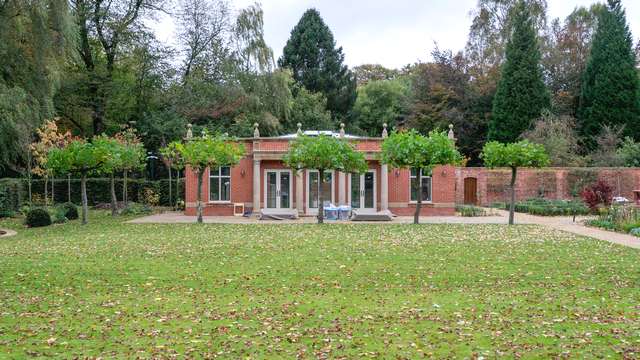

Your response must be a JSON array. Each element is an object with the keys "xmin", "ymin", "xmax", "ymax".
[
  {"xmin": 123, "ymin": 170, "xmax": 128, "ymax": 207},
  {"xmin": 176, "ymin": 170, "xmax": 181, "ymax": 209},
  {"xmin": 110, "ymin": 173, "xmax": 118, "ymax": 216},
  {"xmin": 81, "ymin": 173, "xmax": 88, "ymax": 225},
  {"xmin": 509, "ymin": 166, "xmax": 517, "ymax": 225},
  {"xmin": 51, "ymin": 177, "xmax": 55, "ymax": 204},
  {"xmin": 27, "ymin": 152, "xmax": 32, "ymax": 203},
  {"xmin": 67, "ymin": 174, "xmax": 71, "ymax": 203},
  {"xmin": 44, "ymin": 176, "xmax": 49, "ymax": 207},
  {"xmin": 317, "ymin": 169, "xmax": 324, "ymax": 224},
  {"xmin": 168, "ymin": 168, "xmax": 173, "ymax": 208},
  {"xmin": 196, "ymin": 169, "xmax": 204, "ymax": 223},
  {"xmin": 414, "ymin": 168, "xmax": 422, "ymax": 225}
]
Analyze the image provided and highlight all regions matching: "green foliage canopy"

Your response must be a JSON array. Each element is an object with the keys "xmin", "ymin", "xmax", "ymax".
[
  {"xmin": 382, "ymin": 130, "xmax": 462, "ymax": 172},
  {"xmin": 488, "ymin": 0, "xmax": 550, "ymax": 143},
  {"xmin": 353, "ymin": 79, "xmax": 410, "ymax": 137},
  {"xmin": 278, "ymin": 8, "xmax": 356, "ymax": 119},
  {"xmin": 171, "ymin": 133, "xmax": 245, "ymax": 175},
  {"xmin": 382, "ymin": 129, "xmax": 462, "ymax": 224},
  {"xmin": 481, "ymin": 139, "xmax": 549, "ymax": 225},
  {"xmin": 283, "ymin": 135, "xmax": 367, "ymax": 174},
  {"xmin": 481, "ymin": 140, "xmax": 550, "ymax": 169},
  {"xmin": 577, "ymin": 0, "xmax": 640, "ymax": 149},
  {"xmin": 47, "ymin": 139, "xmax": 110, "ymax": 176}
]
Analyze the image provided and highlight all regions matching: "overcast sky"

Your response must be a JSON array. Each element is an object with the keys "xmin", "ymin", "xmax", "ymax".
[{"xmin": 153, "ymin": 0, "xmax": 640, "ymax": 69}]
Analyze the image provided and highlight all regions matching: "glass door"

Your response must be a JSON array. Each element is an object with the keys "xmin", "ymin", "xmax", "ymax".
[
  {"xmin": 351, "ymin": 170, "xmax": 376, "ymax": 212},
  {"xmin": 350, "ymin": 173, "xmax": 361, "ymax": 208},
  {"xmin": 280, "ymin": 172, "xmax": 290, "ymax": 209},
  {"xmin": 307, "ymin": 170, "xmax": 334, "ymax": 214},
  {"xmin": 264, "ymin": 170, "xmax": 292, "ymax": 210},
  {"xmin": 266, "ymin": 171, "xmax": 278, "ymax": 209}
]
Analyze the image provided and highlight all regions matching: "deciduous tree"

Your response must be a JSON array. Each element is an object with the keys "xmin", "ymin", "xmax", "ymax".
[
  {"xmin": 353, "ymin": 79, "xmax": 410, "ymax": 137},
  {"xmin": 382, "ymin": 130, "xmax": 462, "ymax": 224},
  {"xmin": 283, "ymin": 135, "xmax": 367, "ymax": 224},
  {"xmin": 481, "ymin": 140, "xmax": 549, "ymax": 225},
  {"xmin": 170, "ymin": 132, "xmax": 244, "ymax": 223},
  {"xmin": 47, "ymin": 139, "xmax": 111, "ymax": 224}
]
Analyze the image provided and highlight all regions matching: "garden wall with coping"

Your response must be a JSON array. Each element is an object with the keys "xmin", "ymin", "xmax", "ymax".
[{"xmin": 456, "ymin": 167, "xmax": 640, "ymax": 206}]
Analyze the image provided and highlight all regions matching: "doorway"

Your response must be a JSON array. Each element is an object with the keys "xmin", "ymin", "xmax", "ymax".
[
  {"xmin": 350, "ymin": 170, "xmax": 376, "ymax": 212},
  {"xmin": 464, "ymin": 177, "xmax": 478, "ymax": 205},
  {"xmin": 264, "ymin": 170, "xmax": 292, "ymax": 210},
  {"xmin": 306, "ymin": 170, "xmax": 334, "ymax": 215}
]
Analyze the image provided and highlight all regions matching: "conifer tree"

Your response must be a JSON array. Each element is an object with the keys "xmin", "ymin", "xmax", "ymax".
[
  {"xmin": 488, "ymin": 0, "xmax": 550, "ymax": 143},
  {"xmin": 577, "ymin": 0, "xmax": 640, "ymax": 150},
  {"xmin": 278, "ymin": 9, "xmax": 356, "ymax": 120}
]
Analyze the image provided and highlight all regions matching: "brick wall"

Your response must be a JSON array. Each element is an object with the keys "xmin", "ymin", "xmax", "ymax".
[
  {"xmin": 388, "ymin": 165, "xmax": 456, "ymax": 216},
  {"xmin": 456, "ymin": 167, "xmax": 640, "ymax": 206}
]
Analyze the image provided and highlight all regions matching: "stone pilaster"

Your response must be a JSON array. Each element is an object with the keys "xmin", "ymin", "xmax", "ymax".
[
  {"xmin": 253, "ymin": 159, "xmax": 261, "ymax": 214},
  {"xmin": 381, "ymin": 164, "xmax": 389, "ymax": 211},
  {"xmin": 296, "ymin": 170, "xmax": 304, "ymax": 214}
]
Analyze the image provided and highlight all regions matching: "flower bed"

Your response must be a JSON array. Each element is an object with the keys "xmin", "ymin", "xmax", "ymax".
[
  {"xmin": 586, "ymin": 205, "xmax": 640, "ymax": 236},
  {"xmin": 491, "ymin": 198, "xmax": 589, "ymax": 216}
]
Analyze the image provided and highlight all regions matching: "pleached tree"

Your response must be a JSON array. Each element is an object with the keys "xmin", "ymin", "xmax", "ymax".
[
  {"xmin": 488, "ymin": 0, "xmax": 550, "ymax": 143},
  {"xmin": 382, "ymin": 130, "xmax": 462, "ymax": 224},
  {"xmin": 169, "ymin": 132, "xmax": 244, "ymax": 223},
  {"xmin": 283, "ymin": 135, "xmax": 367, "ymax": 224}
]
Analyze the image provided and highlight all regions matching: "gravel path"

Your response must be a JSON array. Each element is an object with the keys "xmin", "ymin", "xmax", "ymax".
[{"xmin": 129, "ymin": 210, "xmax": 640, "ymax": 249}]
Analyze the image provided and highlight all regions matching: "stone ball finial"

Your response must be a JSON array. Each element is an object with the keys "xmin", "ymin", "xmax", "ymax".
[
  {"xmin": 296, "ymin": 122, "xmax": 303, "ymax": 135},
  {"xmin": 253, "ymin": 122, "xmax": 260, "ymax": 138},
  {"xmin": 382, "ymin": 123, "xmax": 388, "ymax": 138}
]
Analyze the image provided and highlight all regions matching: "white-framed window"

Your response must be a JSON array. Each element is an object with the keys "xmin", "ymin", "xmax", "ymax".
[
  {"xmin": 410, "ymin": 168, "xmax": 432, "ymax": 202},
  {"xmin": 209, "ymin": 166, "xmax": 231, "ymax": 202}
]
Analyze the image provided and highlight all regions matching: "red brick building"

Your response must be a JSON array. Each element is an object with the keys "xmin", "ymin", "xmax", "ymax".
[{"xmin": 184, "ymin": 124, "xmax": 457, "ymax": 217}]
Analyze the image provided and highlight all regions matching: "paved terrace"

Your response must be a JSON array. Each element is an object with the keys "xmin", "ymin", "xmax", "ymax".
[{"xmin": 128, "ymin": 210, "xmax": 640, "ymax": 249}]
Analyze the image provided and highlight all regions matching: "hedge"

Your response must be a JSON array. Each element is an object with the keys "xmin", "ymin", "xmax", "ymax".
[
  {"xmin": 0, "ymin": 177, "xmax": 184, "ymax": 213},
  {"xmin": 494, "ymin": 198, "xmax": 590, "ymax": 216}
]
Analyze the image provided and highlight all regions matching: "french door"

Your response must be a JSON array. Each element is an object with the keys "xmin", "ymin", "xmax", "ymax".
[
  {"xmin": 350, "ymin": 170, "xmax": 376, "ymax": 212},
  {"xmin": 306, "ymin": 170, "xmax": 334, "ymax": 214},
  {"xmin": 264, "ymin": 170, "xmax": 291, "ymax": 210}
]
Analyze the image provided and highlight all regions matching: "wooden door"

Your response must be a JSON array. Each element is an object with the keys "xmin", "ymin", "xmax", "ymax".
[{"xmin": 464, "ymin": 177, "xmax": 478, "ymax": 205}]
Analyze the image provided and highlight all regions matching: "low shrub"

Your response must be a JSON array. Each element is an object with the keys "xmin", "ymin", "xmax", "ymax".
[
  {"xmin": 621, "ymin": 221, "xmax": 640, "ymax": 233},
  {"xmin": 120, "ymin": 202, "xmax": 152, "ymax": 216},
  {"xmin": 580, "ymin": 180, "xmax": 613, "ymax": 212},
  {"xmin": 630, "ymin": 228, "xmax": 640, "ymax": 237},
  {"xmin": 587, "ymin": 205, "xmax": 640, "ymax": 234},
  {"xmin": 25, "ymin": 208, "xmax": 52, "ymax": 228},
  {"xmin": 489, "ymin": 202, "xmax": 506, "ymax": 209},
  {"xmin": 60, "ymin": 202, "xmax": 79, "ymax": 220},
  {"xmin": 456, "ymin": 205, "xmax": 486, "ymax": 217},
  {"xmin": 501, "ymin": 198, "xmax": 589, "ymax": 216},
  {"xmin": 0, "ymin": 187, "xmax": 14, "ymax": 218},
  {"xmin": 49, "ymin": 207, "xmax": 68, "ymax": 224},
  {"xmin": 586, "ymin": 219, "xmax": 616, "ymax": 231},
  {"xmin": 141, "ymin": 188, "xmax": 160, "ymax": 207}
]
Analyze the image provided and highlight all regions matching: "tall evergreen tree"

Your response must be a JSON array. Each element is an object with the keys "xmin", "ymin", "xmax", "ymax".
[
  {"xmin": 488, "ymin": 0, "xmax": 549, "ymax": 143},
  {"xmin": 278, "ymin": 8, "xmax": 356, "ymax": 120},
  {"xmin": 577, "ymin": 0, "xmax": 640, "ymax": 150}
]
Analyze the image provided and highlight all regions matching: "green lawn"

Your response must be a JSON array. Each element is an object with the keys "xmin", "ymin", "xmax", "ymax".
[{"xmin": 1, "ymin": 212, "xmax": 639, "ymax": 358}]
